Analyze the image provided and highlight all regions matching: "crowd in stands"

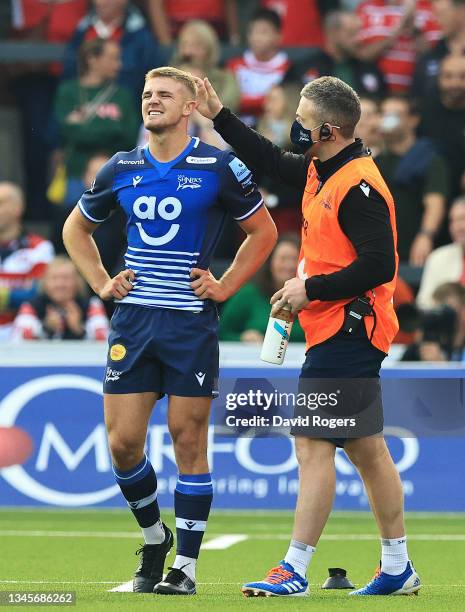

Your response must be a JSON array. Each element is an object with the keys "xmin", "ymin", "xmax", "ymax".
[{"xmin": 1, "ymin": 0, "xmax": 465, "ymax": 361}]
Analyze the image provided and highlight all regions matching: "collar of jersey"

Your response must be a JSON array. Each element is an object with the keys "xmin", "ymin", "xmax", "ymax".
[{"xmin": 143, "ymin": 138, "xmax": 196, "ymax": 178}]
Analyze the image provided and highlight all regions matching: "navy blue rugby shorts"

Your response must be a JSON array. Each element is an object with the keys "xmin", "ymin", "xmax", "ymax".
[{"xmin": 103, "ymin": 304, "xmax": 219, "ymax": 397}]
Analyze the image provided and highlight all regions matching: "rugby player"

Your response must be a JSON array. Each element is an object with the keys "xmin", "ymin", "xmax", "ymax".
[{"xmin": 63, "ymin": 66, "xmax": 277, "ymax": 595}]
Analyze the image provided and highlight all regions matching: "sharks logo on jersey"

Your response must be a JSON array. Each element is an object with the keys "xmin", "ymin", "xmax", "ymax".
[{"xmin": 78, "ymin": 138, "xmax": 263, "ymax": 312}]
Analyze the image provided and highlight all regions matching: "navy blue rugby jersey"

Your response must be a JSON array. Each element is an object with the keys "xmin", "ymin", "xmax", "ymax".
[{"xmin": 78, "ymin": 137, "xmax": 264, "ymax": 311}]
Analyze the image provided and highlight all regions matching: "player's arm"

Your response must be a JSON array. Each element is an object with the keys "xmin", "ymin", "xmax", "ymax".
[
  {"xmin": 194, "ymin": 76, "xmax": 309, "ymax": 190},
  {"xmin": 191, "ymin": 206, "xmax": 277, "ymax": 302},
  {"xmin": 62, "ymin": 157, "xmax": 134, "ymax": 300},
  {"xmin": 63, "ymin": 208, "xmax": 134, "ymax": 300}
]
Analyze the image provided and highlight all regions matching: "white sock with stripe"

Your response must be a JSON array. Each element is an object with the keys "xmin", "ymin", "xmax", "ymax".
[
  {"xmin": 381, "ymin": 536, "xmax": 408, "ymax": 575},
  {"xmin": 141, "ymin": 519, "xmax": 165, "ymax": 545},
  {"xmin": 172, "ymin": 555, "xmax": 197, "ymax": 582},
  {"xmin": 284, "ymin": 540, "xmax": 315, "ymax": 579}
]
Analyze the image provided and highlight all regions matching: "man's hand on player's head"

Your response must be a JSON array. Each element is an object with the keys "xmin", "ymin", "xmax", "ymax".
[
  {"xmin": 191, "ymin": 268, "xmax": 229, "ymax": 302},
  {"xmin": 270, "ymin": 277, "xmax": 309, "ymax": 315},
  {"xmin": 193, "ymin": 77, "xmax": 223, "ymax": 120},
  {"xmin": 99, "ymin": 269, "xmax": 135, "ymax": 301}
]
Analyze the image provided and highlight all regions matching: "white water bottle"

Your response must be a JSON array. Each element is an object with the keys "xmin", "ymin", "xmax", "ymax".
[{"xmin": 260, "ymin": 303, "xmax": 295, "ymax": 365}]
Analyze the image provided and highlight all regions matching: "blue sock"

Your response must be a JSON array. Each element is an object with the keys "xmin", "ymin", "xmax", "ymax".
[
  {"xmin": 113, "ymin": 455, "xmax": 164, "ymax": 544},
  {"xmin": 174, "ymin": 473, "xmax": 213, "ymax": 559}
]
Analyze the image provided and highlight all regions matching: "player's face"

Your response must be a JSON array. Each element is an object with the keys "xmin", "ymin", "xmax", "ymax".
[
  {"xmin": 142, "ymin": 77, "xmax": 196, "ymax": 133},
  {"xmin": 44, "ymin": 263, "xmax": 79, "ymax": 304}
]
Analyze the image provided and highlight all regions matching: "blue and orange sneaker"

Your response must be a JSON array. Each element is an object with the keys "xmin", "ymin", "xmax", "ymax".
[
  {"xmin": 241, "ymin": 561, "xmax": 308, "ymax": 597},
  {"xmin": 350, "ymin": 561, "xmax": 421, "ymax": 596}
]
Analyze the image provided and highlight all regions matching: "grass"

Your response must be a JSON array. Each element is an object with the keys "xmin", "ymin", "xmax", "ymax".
[{"xmin": 0, "ymin": 509, "xmax": 464, "ymax": 610}]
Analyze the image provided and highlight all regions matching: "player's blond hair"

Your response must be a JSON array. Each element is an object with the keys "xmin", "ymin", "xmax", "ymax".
[{"xmin": 145, "ymin": 66, "xmax": 197, "ymax": 99}]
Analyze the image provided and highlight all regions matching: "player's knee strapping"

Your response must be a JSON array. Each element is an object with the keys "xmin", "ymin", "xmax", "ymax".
[
  {"xmin": 175, "ymin": 473, "xmax": 213, "ymax": 558},
  {"xmin": 113, "ymin": 455, "xmax": 161, "ymax": 529}
]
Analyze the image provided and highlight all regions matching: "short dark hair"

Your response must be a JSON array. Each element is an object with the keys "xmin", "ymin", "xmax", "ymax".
[
  {"xmin": 251, "ymin": 8, "xmax": 282, "ymax": 31},
  {"xmin": 300, "ymin": 76, "xmax": 361, "ymax": 138}
]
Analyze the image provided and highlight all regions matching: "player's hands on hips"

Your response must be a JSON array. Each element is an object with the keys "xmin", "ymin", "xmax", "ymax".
[
  {"xmin": 98, "ymin": 269, "xmax": 135, "ymax": 301},
  {"xmin": 191, "ymin": 268, "xmax": 229, "ymax": 302},
  {"xmin": 270, "ymin": 277, "xmax": 309, "ymax": 315},
  {"xmin": 192, "ymin": 77, "xmax": 223, "ymax": 120}
]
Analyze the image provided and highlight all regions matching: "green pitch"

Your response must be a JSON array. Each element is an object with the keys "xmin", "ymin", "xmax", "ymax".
[{"xmin": 0, "ymin": 509, "xmax": 464, "ymax": 610}]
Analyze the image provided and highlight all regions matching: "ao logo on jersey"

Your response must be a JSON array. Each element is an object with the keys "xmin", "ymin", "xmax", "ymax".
[{"xmin": 133, "ymin": 195, "xmax": 182, "ymax": 246}]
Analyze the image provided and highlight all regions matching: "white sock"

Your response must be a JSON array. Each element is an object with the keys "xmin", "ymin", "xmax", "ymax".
[
  {"xmin": 141, "ymin": 519, "xmax": 165, "ymax": 545},
  {"xmin": 284, "ymin": 540, "xmax": 315, "ymax": 579},
  {"xmin": 172, "ymin": 555, "xmax": 196, "ymax": 582},
  {"xmin": 381, "ymin": 536, "xmax": 409, "ymax": 575}
]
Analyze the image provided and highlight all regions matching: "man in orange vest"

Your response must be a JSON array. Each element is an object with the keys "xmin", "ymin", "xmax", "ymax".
[{"xmin": 195, "ymin": 75, "xmax": 422, "ymax": 597}]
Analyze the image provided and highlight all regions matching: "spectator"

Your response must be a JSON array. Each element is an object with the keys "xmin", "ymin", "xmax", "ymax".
[
  {"xmin": 62, "ymin": 0, "xmax": 163, "ymax": 97},
  {"xmin": 227, "ymin": 8, "xmax": 290, "ymax": 124},
  {"xmin": 173, "ymin": 20, "xmax": 240, "ymax": 112},
  {"xmin": 355, "ymin": 96, "xmax": 383, "ymax": 157},
  {"xmin": 146, "ymin": 0, "xmax": 240, "ymax": 44},
  {"xmin": 8, "ymin": 1, "xmax": 89, "ymax": 220},
  {"xmin": 261, "ymin": 0, "xmax": 328, "ymax": 48},
  {"xmin": 0, "ymin": 182, "xmax": 54, "ymax": 339},
  {"xmin": 376, "ymin": 95, "xmax": 448, "ymax": 265},
  {"xmin": 417, "ymin": 196, "xmax": 465, "ymax": 307},
  {"xmin": 256, "ymin": 83, "xmax": 303, "ymax": 233},
  {"xmin": 13, "ymin": 256, "xmax": 108, "ymax": 340},
  {"xmin": 412, "ymin": 0, "xmax": 465, "ymax": 99},
  {"xmin": 287, "ymin": 10, "xmax": 386, "ymax": 98},
  {"xmin": 401, "ymin": 287, "xmax": 461, "ymax": 361},
  {"xmin": 11, "ymin": 0, "xmax": 88, "ymax": 50},
  {"xmin": 419, "ymin": 53, "xmax": 465, "ymax": 201},
  {"xmin": 54, "ymin": 38, "xmax": 139, "ymax": 208},
  {"xmin": 220, "ymin": 234, "xmax": 306, "ymax": 343},
  {"xmin": 357, "ymin": 0, "xmax": 442, "ymax": 92},
  {"xmin": 431, "ymin": 281, "xmax": 465, "ymax": 358},
  {"xmin": 256, "ymin": 83, "xmax": 299, "ymax": 146}
]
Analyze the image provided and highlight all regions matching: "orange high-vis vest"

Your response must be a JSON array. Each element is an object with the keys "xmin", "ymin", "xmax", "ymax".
[{"xmin": 298, "ymin": 155, "xmax": 399, "ymax": 354}]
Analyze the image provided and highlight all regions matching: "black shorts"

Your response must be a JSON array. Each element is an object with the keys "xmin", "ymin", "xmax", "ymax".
[{"xmin": 291, "ymin": 325, "xmax": 386, "ymax": 446}]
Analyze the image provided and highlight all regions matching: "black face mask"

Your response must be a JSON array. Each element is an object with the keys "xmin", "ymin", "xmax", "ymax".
[{"xmin": 290, "ymin": 120, "xmax": 314, "ymax": 152}]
